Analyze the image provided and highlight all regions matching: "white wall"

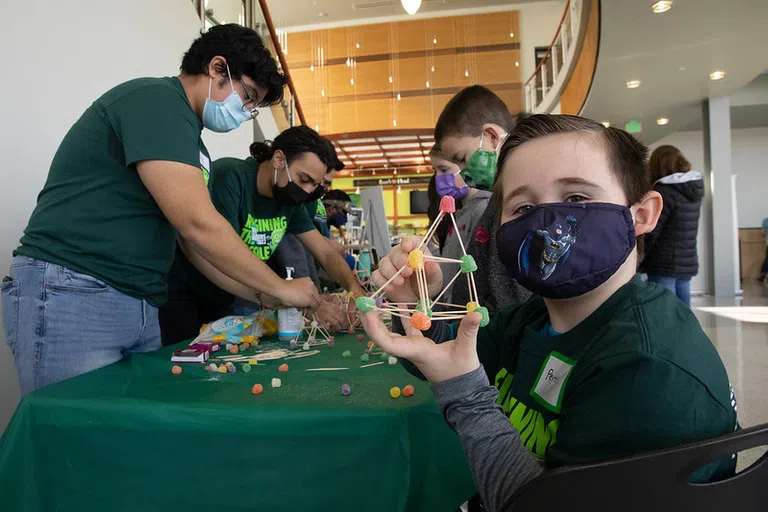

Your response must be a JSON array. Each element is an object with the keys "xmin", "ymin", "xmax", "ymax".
[
  {"xmin": 517, "ymin": 1, "xmax": 567, "ymax": 91},
  {"xmin": 0, "ymin": 0, "xmax": 265, "ymax": 434},
  {"xmin": 650, "ymin": 126, "xmax": 768, "ymax": 294}
]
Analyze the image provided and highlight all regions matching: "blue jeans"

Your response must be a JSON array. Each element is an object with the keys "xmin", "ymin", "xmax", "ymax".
[
  {"xmin": 1, "ymin": 256, "xmax": 160, "ymax": 394},
  {"xmin": 647, "ymin": 275, "xmax": 692, "ymax": 307}
]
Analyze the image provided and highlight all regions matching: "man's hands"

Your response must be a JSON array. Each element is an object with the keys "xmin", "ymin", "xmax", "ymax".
[
  {"xmin": 371, "ymin": 236, "xmax": 443, "ymax": 304},
  {"xmin": 362, "ymin": 311, "xmax": 482, "ymax": 383},
  {"xmin": 314, "ymin": 296, "xmax": 347, "ymax": 333},
  {"xmin": 277, "ymin": 277, "xmax": 320, "ymax": 310}
]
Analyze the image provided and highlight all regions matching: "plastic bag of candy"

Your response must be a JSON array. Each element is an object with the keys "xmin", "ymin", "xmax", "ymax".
[{"xmin": 191, "ymin": 310, "xmax": 278, "ymax": 346}]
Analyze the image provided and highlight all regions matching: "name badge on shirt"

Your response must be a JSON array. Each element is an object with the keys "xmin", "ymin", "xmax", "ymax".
[
  {"xmin": 200, "ymin": 151, "xmax": 211, "ymax": 186},
  {"xmin": 530, "ymin": 351, "xmax": 575, "ymax": 413}
]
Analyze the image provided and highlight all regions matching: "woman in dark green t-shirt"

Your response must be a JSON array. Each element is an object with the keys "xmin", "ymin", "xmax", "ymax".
[{"xmin": 160, "ymin": 126, "xmax": 365, "ymax": 345}]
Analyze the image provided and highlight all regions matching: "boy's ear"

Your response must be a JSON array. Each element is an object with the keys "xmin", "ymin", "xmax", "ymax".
[
  {"xmin": 482, "ymin": 123, "xmax": 507, "ymax": 149},
  {"xmin": 631, "ymin": 190, "xmax": 663, "ymax": 236}
]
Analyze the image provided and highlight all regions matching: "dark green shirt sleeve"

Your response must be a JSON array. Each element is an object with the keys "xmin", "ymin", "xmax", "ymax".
[
  {"xmin": 106, "ymin": 85, "xmax": 201, "ymax": 169},
  {"xmin": 209, "ymin": 167, "xmax": 245, "ymax": 232},
  {"xmin": 287, "ymin": 204, "xmax": 315, "ymax": 235},
  {"xmin": 550, "ymin": 353, "xmax": 737, "ymax": 481}
]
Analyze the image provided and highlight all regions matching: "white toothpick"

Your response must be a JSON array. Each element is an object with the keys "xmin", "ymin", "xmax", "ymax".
[
  {"xmin": 423, "ymin": 256, "xmax": 464, "ymax": 264},
  {"xmin": 371, "ymin": 263, "xmax": 408, "ymax": 298},
  {"xmin": 449, "ymin": 213, "xmax": 467, "ymax": 255},
  {"xmin": 432, "ymin": 269, "xmax": 464, "ymax": 304}
]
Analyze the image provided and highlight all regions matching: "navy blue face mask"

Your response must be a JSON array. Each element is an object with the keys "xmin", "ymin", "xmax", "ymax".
[
  {"xmin": 496, "ymin": 202, "xmax": 636, "ymax": 299},
  {"xmin": 329, "ymin": 211, "xmax": 347, "ymax": 228}
]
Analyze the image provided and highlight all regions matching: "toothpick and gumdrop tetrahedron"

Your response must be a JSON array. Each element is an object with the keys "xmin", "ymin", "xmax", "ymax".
[{"xmin": 355, "ymin": 196, "xmax": 490, "ymax": 331}]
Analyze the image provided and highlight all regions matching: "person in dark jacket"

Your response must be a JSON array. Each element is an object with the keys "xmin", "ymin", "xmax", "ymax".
[{"xmin": 640, "ymin": 145, "xmax": 704, "ymax": 307}]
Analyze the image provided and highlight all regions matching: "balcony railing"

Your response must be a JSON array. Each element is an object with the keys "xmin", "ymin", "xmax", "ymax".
[{"xmin": 524, "ymin": 0, "xmax": 591, "ymax": 113}]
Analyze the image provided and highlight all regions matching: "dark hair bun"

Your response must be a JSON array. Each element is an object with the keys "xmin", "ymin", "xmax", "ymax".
[{"xmin": 249, "ymin": 140, "xmax": 274, "ymax": 162}]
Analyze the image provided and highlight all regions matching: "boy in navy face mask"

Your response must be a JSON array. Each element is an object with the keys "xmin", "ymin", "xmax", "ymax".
[{"xmin": 363, "ymin": 115, "xmax": 737, "ymax": 511}]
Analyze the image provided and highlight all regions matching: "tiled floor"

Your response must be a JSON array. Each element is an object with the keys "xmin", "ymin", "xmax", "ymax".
[{"xmin": 692, "ymin": 283, "xmax": 768, "ymax": 470}]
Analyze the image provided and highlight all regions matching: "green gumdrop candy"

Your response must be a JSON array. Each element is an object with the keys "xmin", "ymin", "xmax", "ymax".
[
  {"xmin": 241, "ymin": 364, "xmax": 251, "ymax": 373},
  {"xmin": 475, "ymin": 306, "xmax": 490, "ymax": 327},
  {"xmin": 342, "ymin": 350, "xmax": 352, "ymax": 358},
  {"xmin": 460, "ymin": 255, "xmax": 478, "ymax": 273},
  {"xmin": 356, "ymin": 296, "xmax": 376, "ymax": 313},
  {"xmin": 380, "ymin": 351, "xmax": 389, "ymax": 361},
  {"xmin": 360, "ymin": 353, "xmax": 370, "ymax": 362},
  {"xmin": 415, "ymin": 301, "xmax": 433, "ymax": 317}
]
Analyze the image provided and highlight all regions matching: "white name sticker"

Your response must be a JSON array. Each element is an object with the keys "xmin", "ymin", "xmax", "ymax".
[
  {"xmin": 199, "ymin": 151, "xmax": 211, "ymax": 172},
  {"xmin": 530, "ymin": 351, "xmax": 575, "ymax": 413}
]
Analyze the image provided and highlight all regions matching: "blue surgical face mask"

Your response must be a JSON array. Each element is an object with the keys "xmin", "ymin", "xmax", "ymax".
[
  {"xmin": 202, "ymin": 64, "xmax": 252, "ymax": 133},
  {"xmin": 496, "ymin": 202, "xmax": 636, "ymax": 299}
]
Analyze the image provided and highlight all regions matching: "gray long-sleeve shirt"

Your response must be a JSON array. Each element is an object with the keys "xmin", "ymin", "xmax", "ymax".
[
  {"xmin": 432, "ymin": 367, "xmax": 543, "ymax": 512},
  {"xmin": 393, "ymin": 317, "xmax": 542, "ymax": 511}
]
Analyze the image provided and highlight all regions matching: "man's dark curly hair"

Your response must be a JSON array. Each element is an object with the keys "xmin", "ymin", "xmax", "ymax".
[{"xmin": 181, "ymin": 24, "xmax": 287, "ymax": 107}]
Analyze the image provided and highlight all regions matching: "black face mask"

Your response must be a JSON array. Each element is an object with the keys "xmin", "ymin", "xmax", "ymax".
[
  {"xmin": 272, "ymin": 163, "xmax": 311, "ymax": 206},
  {"xmin": 306, "ymin": 185, "xmax": 327, "ymax": 201}
]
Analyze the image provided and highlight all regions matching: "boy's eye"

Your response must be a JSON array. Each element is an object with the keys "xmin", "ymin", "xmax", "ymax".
[
  {"xmin": 514, "ymin": 205, "xmax": 533, "ymax": 216},
  {"xmin": 565, "ymin": 195, "xmax": 588, "ymax": 203}
]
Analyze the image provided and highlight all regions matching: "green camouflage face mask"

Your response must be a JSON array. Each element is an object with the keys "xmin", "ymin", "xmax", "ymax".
[{"xmin": 459, "ymin": 133, "xmax": 498, "ymax": 191}]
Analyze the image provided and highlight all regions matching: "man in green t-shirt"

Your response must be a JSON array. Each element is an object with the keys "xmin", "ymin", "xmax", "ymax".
[
  {"xmin": 161, "ymin": 126, "xmax": 365, "ymax": 345},
  {"xmin": 363, "ymin": 115, "xmax": 738, "ymax": 509},
  {"xmin": 1, "ymin": 25, "xmax": 320, "ymax": 394}
]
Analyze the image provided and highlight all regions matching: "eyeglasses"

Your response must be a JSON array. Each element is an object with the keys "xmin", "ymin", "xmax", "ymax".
[{"xmin": 240, "ymin": 79, "xmax": 260, "ymax": 119}]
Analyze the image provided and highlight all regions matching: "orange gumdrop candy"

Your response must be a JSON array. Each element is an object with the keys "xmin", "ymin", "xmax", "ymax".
[
  {"xmin": 411, "ymin": 312, "xmax": 432, "ymax": 331},
  {"xmin": 278, "ymin": 363, "xmax": 289, "ymax": 372},
  {"xmin": 251, "ymin": 384, "xmax": 264, "ymax": 395},
  {"xmin": 402, "ymin": 384, "xmax": 415, "ymax": 397},
  {"xmin": 171, "ymin": 365, "xmax": 183, "ymax": 375}
]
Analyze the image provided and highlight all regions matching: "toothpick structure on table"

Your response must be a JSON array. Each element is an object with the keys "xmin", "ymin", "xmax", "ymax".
[
  {"xmin": 290, "ymin": 314, "xmax": 334, "ymax": 350},
  {"xmin": 355, "ymin": 196, "xmax": 490, "ymax": 331}
]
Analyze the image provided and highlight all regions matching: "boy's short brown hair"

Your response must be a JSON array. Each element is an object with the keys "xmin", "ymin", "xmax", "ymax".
[
  {"xmin": 494, "ymin": 114, "xmax": 650, "ymax": 211},
  {"xmin": 434, "ymin": 86, "xmax": 518, "ymax": 143}
]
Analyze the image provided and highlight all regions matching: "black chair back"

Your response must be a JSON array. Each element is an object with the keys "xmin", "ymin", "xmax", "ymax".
[{"xmin": 506, "ymin": 423, "xmax": 768, "ymax": 511}]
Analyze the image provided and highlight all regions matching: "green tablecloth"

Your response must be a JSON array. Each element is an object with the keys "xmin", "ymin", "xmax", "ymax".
[{"xmin": 0, "ymin": 333, "xmax": 475, "ymax": 511}]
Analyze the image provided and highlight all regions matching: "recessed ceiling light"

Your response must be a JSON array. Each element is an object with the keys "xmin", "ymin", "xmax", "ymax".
[
  {"xmin": 709, "ymin": 70, "xmax": 726, "ymax": 81},
  {"xmin": 317, "ymin": 12, "xmax": 327, "ymax": 17},
  {"xmin": 601, "ymin": 121, "xmax": 611, "ymax": 128},
  {"xmin": 464, "ymin": 70, "xmax": 469, "ymax": 77},
  {"xmin": 356, "ymin": 43, "xmax": 360, "ymax": 49},
  {"xmin": 310, "ymin": 64, "xmax": 314, "ymax": 72},
  {"xmin": 397, "ymin": 93, "xmax": 401, "ymax": 101},
  {"xmin": 626, "ymin": 80, "xmax": 641, "ymax": 89},
  {"xmin": 320, "ymin": 88, "xmax": 325, "ymax": 97},
  {"xmin": 509, "ymin": 32, "xmax": 515, "ymax": 38},
  {"xmin": 350, "ymin": 78, "xmax": 355, "ymax": 85},
  {"xmin": 315, "ymin": 124, "xmax": 319, "ymax": 131},
  {"xmin": 425, "ymin": 81, "xmax": 430, "ymax": 88},
  {"xmin": 656, "ymin": 117, "xmax": 669, "ymax": 126},
  {"xmin": 433, "ymin": 36, "xmax": 437, "ymax": 44},
  {"xmin": 431, "ymin": 66, "xmax": 435, "ymax": 72},
  {"xmin": 393, "ymin": 120, "xmax": 397, "ymax": 127},
  {"xmin": 515, "ymin": 61, "xmax": 520, "ymax": 67},
  {"xmin": 651, "ymin": 1, "xmax": 672, "ymax": 13}
]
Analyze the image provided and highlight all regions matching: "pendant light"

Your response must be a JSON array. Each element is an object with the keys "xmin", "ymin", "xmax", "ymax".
[{"xmin": 401, "ymin": 0, "xmax": 421, "ymax": 15}]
